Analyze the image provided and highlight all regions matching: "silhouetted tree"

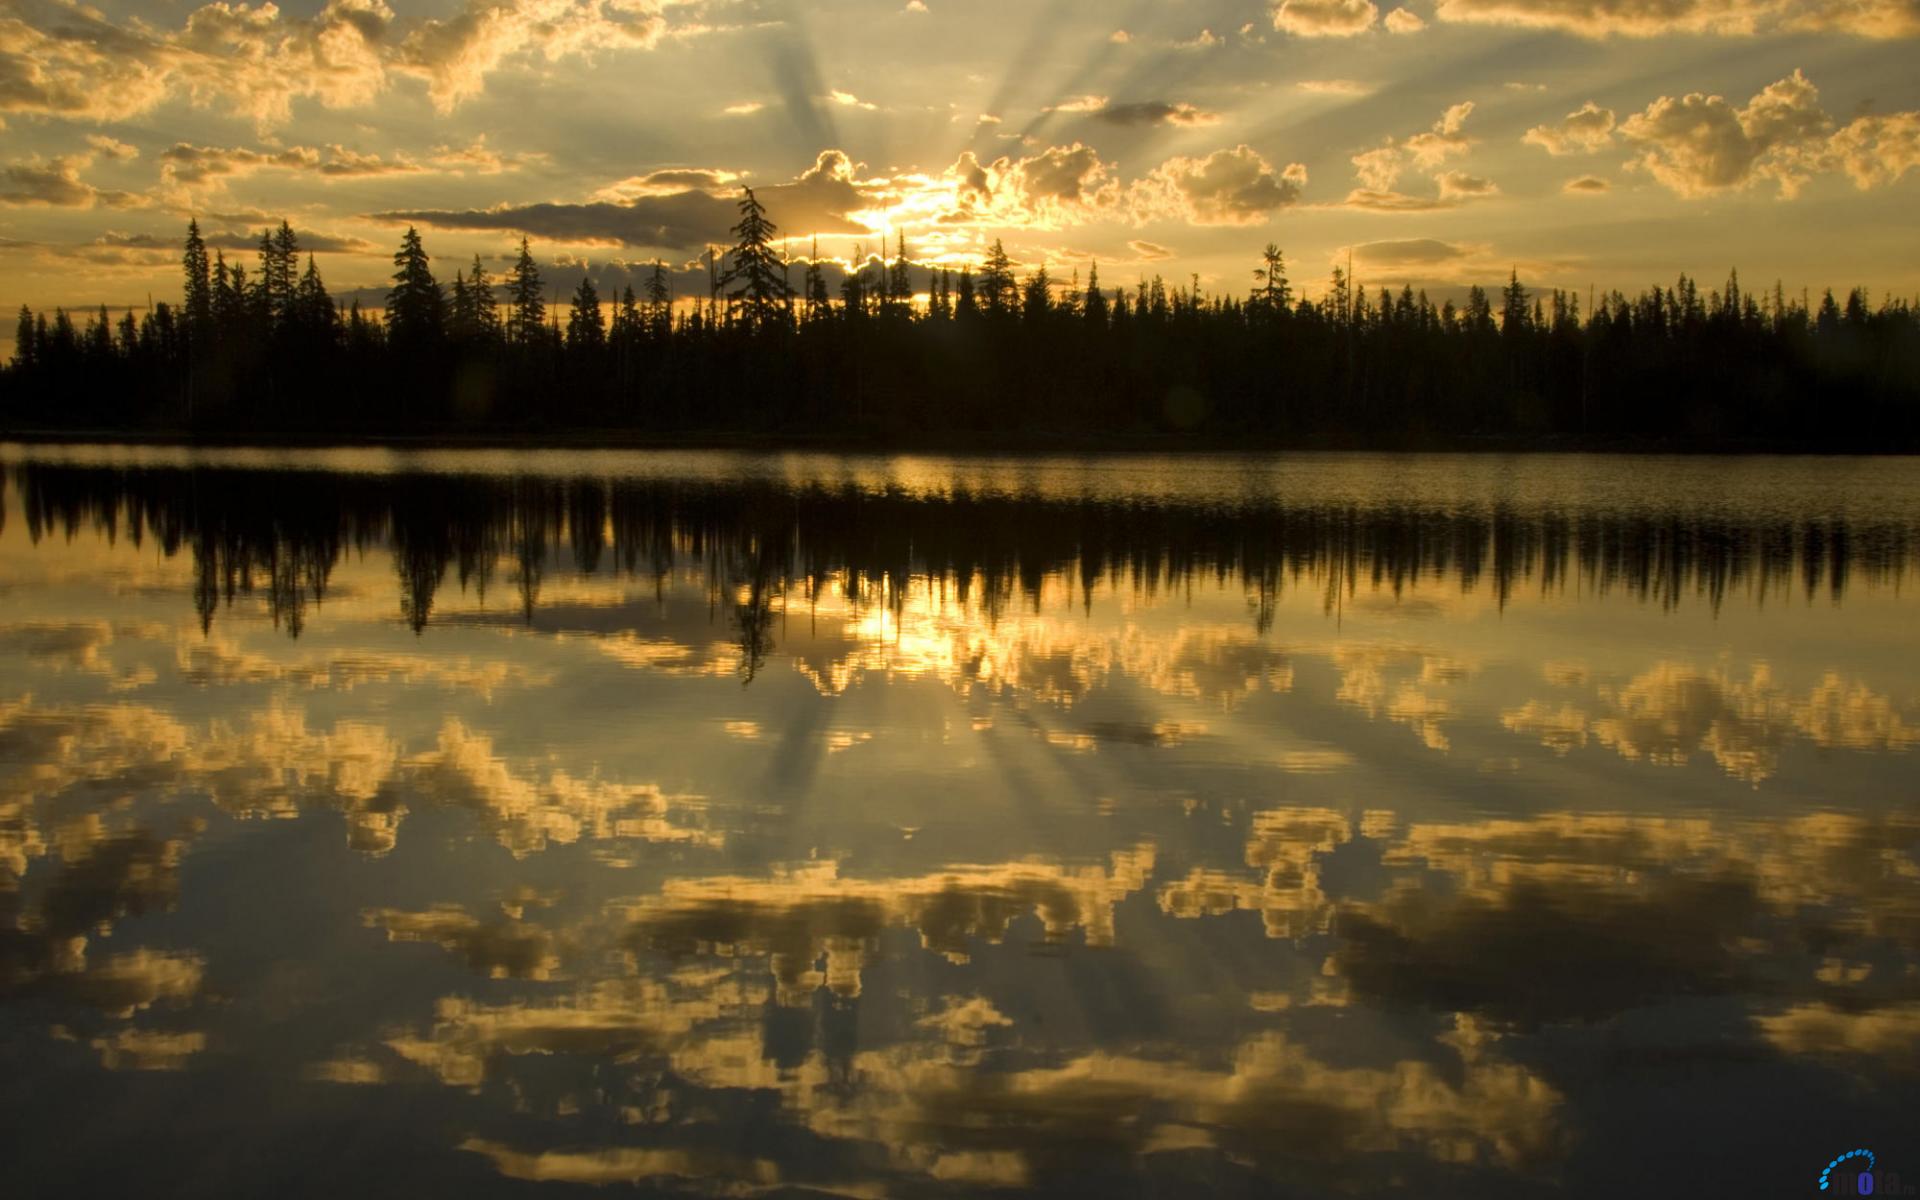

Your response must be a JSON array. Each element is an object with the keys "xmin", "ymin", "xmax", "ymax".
[
  {"xmin": 507, "ymin": 237, "xmax": 544, "ymax": 345},
  {"xmin": 721, "ymin": 187, "xmax": 792, "ymax": 330},
  {"xmin": 386, "ymin": 226, "xmax": 444, "ymax": 347}
]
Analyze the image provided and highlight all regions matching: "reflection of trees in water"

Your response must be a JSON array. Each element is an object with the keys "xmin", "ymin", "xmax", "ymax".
[{"xmin": 10, "ymin": 464, "xmax": 1918, "ymax": 641}]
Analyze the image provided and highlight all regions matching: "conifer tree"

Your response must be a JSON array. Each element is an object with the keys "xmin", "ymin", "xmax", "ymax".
[
  {"xmin": 467, "ymin": 255, "xmax": 500, "ymax": 341},
  {"xmin": 183, "ymin": 219, "xmax": 213, "ymax": 341},
  {"xmin": 979, "ymin": 240, "xmax": 1015, "ymax": 315},
  {"xmin": 720, "ymin": 187, "xmax": 792, "ymax": 330},
  {"xmin": 1254, "ymin": 243, "xmax": 1290, "ymax": 313},
  {"xmin": 386, "ymin": 226, "xmax": 445, "ymax": 346},
  {"xmin": 507, "ymin": 237, "xmax": 545, "ymax": 345},
  {"xmin": 1083, "ymin": 262, "xmax": 1107, "ymax": 325},
  {"xmin": 567, "ymin": 271, "xmax": 606, "ymax": 350},
  {"xmin": 645, "ymin": 260, "xmax": 671, "ymax": 333}
]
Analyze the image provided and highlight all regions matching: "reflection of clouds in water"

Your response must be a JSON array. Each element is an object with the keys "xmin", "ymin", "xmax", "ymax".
[
  {"xmin": 85, "ymin": 1026, "xmax": 206, "ymax": 1071},
  {"xmin": 0, "ymin": 621, "xmax": 160, "ymax": 691},
  {"xmin": 363, "ymin": 905, "xmax": 561, "ymax": 980},
  {"xmin": 1500, "ymin": 662, "xmax": 1920, "ymax": 781},
  {"xmin": 784, "ymin": 587, "xmax": 1293, "ymax": 709},
  {"xmin": 385, "ymin": 974, "xmax": 763, "ymax": 1089},
  {"xmin": 1756, "ymin": 1002, "xmax": 1920, "ymax": 1063},
  {"xmin": 405, "ymin": 718, "xmax": 717, "ymax": 857},
  {"xmin": 1160, "ymin": 806, "xmax": 1350, "ymax": 939},
  {"xmin": 624, "ymin": 850, "xmax": 1155, "ymax": 1005},
  {"xmin": 174, "ymin": 634, "xmax": 555, "ymax": 698},
  {"xmin": 0, "ymin": 695, "xmax": 712, "ymax": 865},
  {"xmin": 1334, "ymin": 645, "xmax": 1465, "ymax": 751}
]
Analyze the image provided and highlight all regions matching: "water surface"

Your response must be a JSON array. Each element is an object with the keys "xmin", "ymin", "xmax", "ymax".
[{"xmin": 2, "ymin": 446, "xmax": 1917, "ymax": 1197}]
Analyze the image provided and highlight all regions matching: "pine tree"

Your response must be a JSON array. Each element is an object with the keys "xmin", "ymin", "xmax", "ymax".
[
  {"xmin": 258, "ymin": 222, "xmax": 298, "ymax": 330},
  {"xmin": 14, "ymin": 304, "xmax": 36, "ymax": 368},
  {"xmin": 386, "ymin": 226, "xmax": 445, "ymax": 347},
  {"xmin": 979, "ymin": 240, "xmax": 1015, "ymax": 315},
  {"xmin": 1254, "ymin": 243, "xmax": 1290, "ymax": 313},
  {"xmin": 1501, "ymin": 270, "xmax": 1530, "ymax": 336},
  {"xmin": 467, "ymin": 255, "xmax": 500, "ymax": 341},
  {"xmin": 182, "ymin": 219, "xmax": 212, "ymax": 342},
  {"xmin": 720, "ymin": 187, "xmax": 792, "ymax": 331},
  {"xmin": 1083, "ymin": 262, "xmax": 1107, "ymax": 325},
  {"xmin": 888, "ymin": 233, "xmax": 912, "ymax": 314},
  {"xmin": 803, "ymin": 239, "xmax": 829, "ymax": 324},
  {"xmin": 645, "ymin": 260, "xmax": 671, "ymax": 333},
  {"xmin": 567, "ymin": 271, "xmax": 606, "ymax": 350},
  {"xmin": 296, "ymin": 254, "xmax": 336, "ymax": 336},
  {"xmin": 1022, "ymin": 266, "xmax": 1052, "ymax": 321},
  {"xmin": 507, "ymin": 237, "xmax": 544, "ymax": 345}
]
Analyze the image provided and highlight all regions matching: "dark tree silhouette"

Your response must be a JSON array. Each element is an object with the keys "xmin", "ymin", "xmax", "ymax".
[
  {"xmin": 720, "ymin": 187, "xmax": 793, "ymax": 331},
  {"xmin": 2, "ymin": 216, "xmax": 1917, "ymax": 449},
  {"xmin": 385, "ymin": 226, "xmax": 444, "ymax": 347},
  {"xmin": 507, "ymin": 237, "xmax": 544, "ymax": 346}
]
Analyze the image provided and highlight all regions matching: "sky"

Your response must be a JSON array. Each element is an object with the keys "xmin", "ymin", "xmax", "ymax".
[{"xmin": 1, "ymin": 0, "xmax": 1917, "ymax": 313}]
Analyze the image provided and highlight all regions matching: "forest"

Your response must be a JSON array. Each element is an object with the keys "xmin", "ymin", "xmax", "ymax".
[{"xmin": 4, "ymin": 189, "xmax": 1918, "ymax": 447}]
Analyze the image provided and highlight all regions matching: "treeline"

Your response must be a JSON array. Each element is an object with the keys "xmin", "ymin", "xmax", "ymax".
[
  {"xmin": 4, "ymin": 190, "xmax": 1919, "ymax": 446},
  {"xmin": 11, "ymin": 462, "xmax": 1913, "ymax": 644}
]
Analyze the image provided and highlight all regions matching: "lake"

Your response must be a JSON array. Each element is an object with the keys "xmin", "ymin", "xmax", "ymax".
[{"xmin": 1, "ymin": 444, "xmax": 1916, "ymax": 1197}]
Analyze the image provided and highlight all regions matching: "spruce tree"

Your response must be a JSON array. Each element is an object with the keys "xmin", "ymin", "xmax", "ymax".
[
  {"xmin": 645, "ymin": 260, "xmax": 671, "ymax": 333},
  {"xmin": 467, "ymin": 255, "xmax": 500, "ymax": 341},
  {"xmin": 182, "ymin": 219, "xmax": 213, "ymax": 342},
  {"xmin": 720, "ymin": 187, "xmax": 792, "ymax": 331},
  {"xmin": 386, "ymin": 226, "xmax": 445, "ymax": 347},
  {"xmin": 507, "ymin": 237, "xmax": 544, "ymax": 345},
  {"xmin": 567, "ymin": 272, "xmax": 606, "ymax": 350},
  {"xmin": 1083, "ymin": 262, "xmax": 1107, "ymax": 325},
  {"xmin": 979, "ymin": 240, "xmax": 1015, "ymax": 315}
]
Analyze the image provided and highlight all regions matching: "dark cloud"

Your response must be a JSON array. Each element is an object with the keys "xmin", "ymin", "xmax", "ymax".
[
  {"xmin": 370, "ymin": 150, "xmax": 871, "ymax": 251},
  {"xmin": 1352, "ymin": 238, "xmax": 1472, "ymax": 266},
  {"xmin": 1093, "ymin": 100, "xmax": 1221, "ymax": 127},
  {"xmin": 203, "ymin": 230, "xmax": 377, "ymax": 254}
]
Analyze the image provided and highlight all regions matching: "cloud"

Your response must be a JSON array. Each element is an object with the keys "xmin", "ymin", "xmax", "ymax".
[
  {"xmin": 1342, "ymin": 101, "xmax": 1481, "ymax": 208},
  {"xmin": 1824, "ymin": 110, "xmax": 1920, "ymax": 189},
  {"xmin": 1523, "ymin": 101, "xmax": 1618, "ymax": 155},
  {"xmin": 1341, "ymin": 189, "xmax": 1460, "ymax": 211},
  {"xmin": 1045, "ymin": 94, "xmax": 1109, "ymax": 114},
  {"xmin": 157, "ymin": 140, "xmax": 524, "ymax": 188},
  {"xmin": 1272, "ymin": 0, "xmax": 1381, "ymax": 36},
  {"xmin": 1384, "ymin": 6, "xmax": 1427, "ymax": 30},
  {"xmin": 1133, "ymin": 145, "xmax": 1308, "ymax": 225},
  {"xmin": 1128, "ymin": 239, "xmax": 1174, "ymax": 260},
  {"xmin": 590, "ymin": 167, "xmax": 741, "ymax": 201},
  {"xmin": 1436, "ymin": 170, "xmax": 1499, "ymax": 198},
  {"xmin": 373, "ymin": 148, "xmax": 870, "ymax": 250},
  {"xmin": 1563, "ymin": 173, "xmax": 1611, "ymax": 193},
  {"xmin": 0, "ymin": 153, "xmax": 148, "ymax": 209},
  {"xmin": 202, "ymin": 229, "xmax": 378, "ymax": 254},
  {"xmin": 0, "ymin": 0, "xmax": 675, "ymax": 129},
  {"xmin": 1296, "ymin": 79, "xmax": 1376, "ymax": 96},
  {"xmin": 721, "ymin": 100, "xmax": 764, "ymax": 115},
  {"xmin": 1432, "ymin": 0, "xmax": 1920, "ymax": 38},
  {"xmin": 1109, "ymin": 28, "xmax": 1132, "ymax": 42},
  {"xmin": 84, "ymin": 135, "xmax": 139, "ymax": 161},
  {"xmin": 1619, "ymin": 69, "xmax": 1830, "ymax": 197},
  {"xmin": 1350, "ymin": 238, "xmax": 1477, "ymax": 268},
  {"xmin": 1091, "ymin": 101, "xmax": 1222, "ymax": 127},
  {"xmin": 1507, "ymin": 71, "xmax": 1920, "ymax": 199}
]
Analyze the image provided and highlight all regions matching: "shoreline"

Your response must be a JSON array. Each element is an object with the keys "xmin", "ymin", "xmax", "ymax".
[{"xmin": 4, "ymin": 427, "xmax": 1914, "ymax": 457}]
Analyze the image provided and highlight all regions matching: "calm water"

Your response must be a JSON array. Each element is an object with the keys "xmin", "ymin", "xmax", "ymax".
[{"xmin": 2, "ymin": 444, "xmax": 1917, "ymax": 1197}]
